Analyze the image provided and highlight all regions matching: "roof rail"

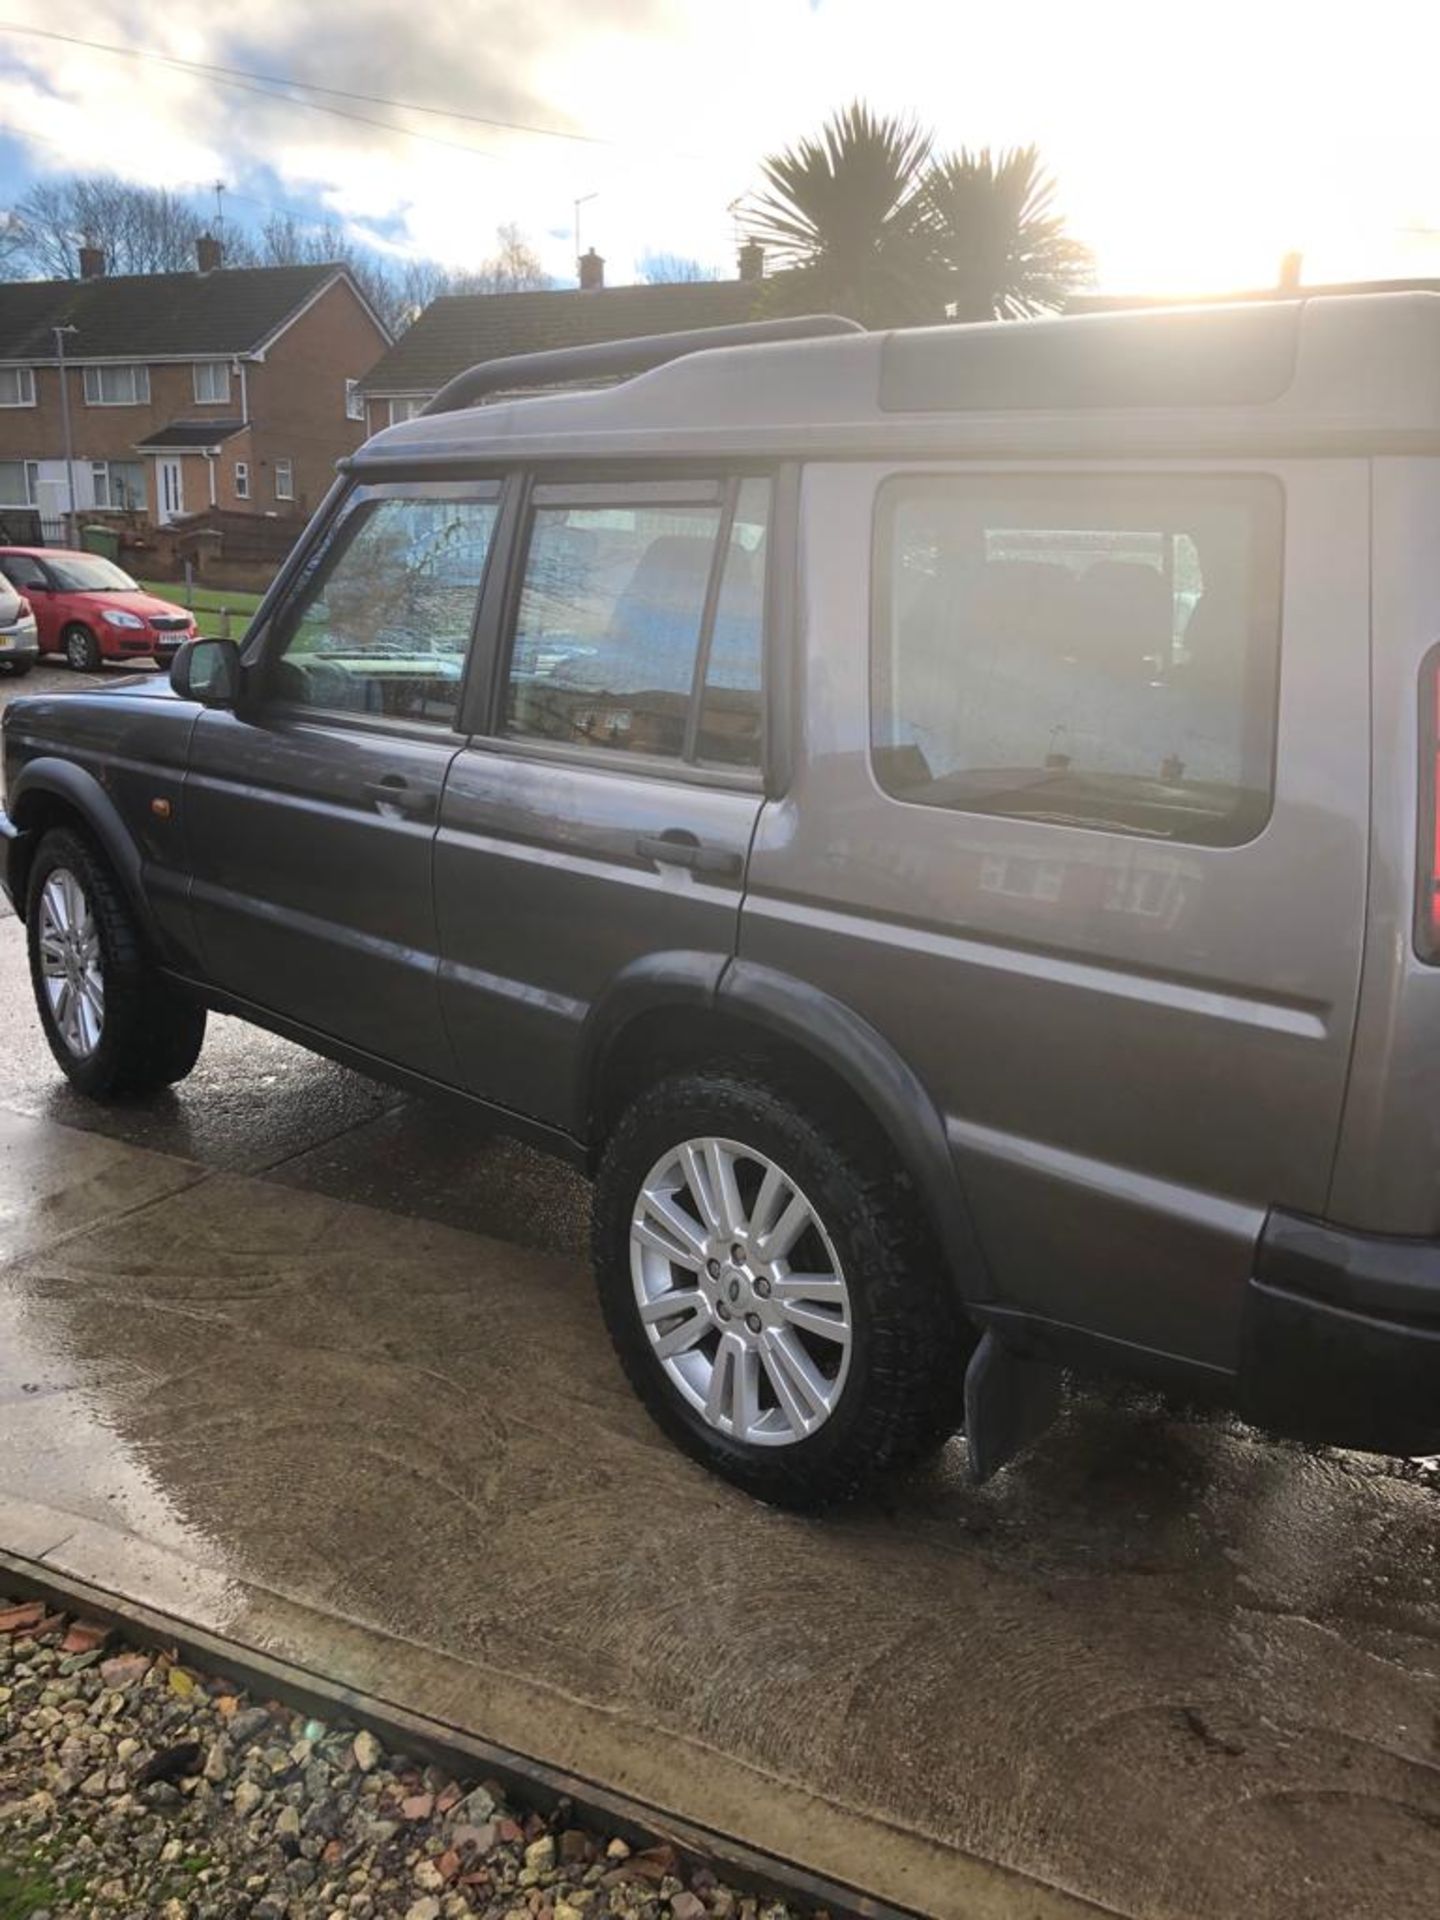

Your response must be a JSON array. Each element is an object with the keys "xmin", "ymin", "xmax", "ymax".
[{"xmin": 420, "ymin": 313, "xmax": 864, "ymax": 417}]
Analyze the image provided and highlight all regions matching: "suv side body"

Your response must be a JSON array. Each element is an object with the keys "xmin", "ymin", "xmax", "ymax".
[{"xmin": 6, "ymin": 293, "xmax": 1440, "ymax": 1495}]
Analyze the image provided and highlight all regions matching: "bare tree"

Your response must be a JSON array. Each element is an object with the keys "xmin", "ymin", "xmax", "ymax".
[
  {"xmin": 9, "ymin": 177, "xmax": 210, "ymax": 277},
  {"xmin": 636, "ymin": 250, "xmax": 720, "ymax": 284}
]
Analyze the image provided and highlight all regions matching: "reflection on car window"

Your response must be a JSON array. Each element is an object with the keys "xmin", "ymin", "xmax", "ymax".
[
  {"xmin": 47, "ymin": 556, "xmax": 138, "ymax": 592},
  {"xmin": 505, "ymin": 481, "xmax": 771, "ymax": 767},
  {"xmin": 272, "ymin": 496, "xmax": 497, "ymax": 725},
  {"xmin": 872, "ymin": 475, "xmax": 1282, "ymax": 845},
  {"xmin": 697, "ymin": 477, "xmax": 769, "ymax": 767},
  {"xmin": 507, "ymin": 503, "xmax": 721, "ymax": 759}
]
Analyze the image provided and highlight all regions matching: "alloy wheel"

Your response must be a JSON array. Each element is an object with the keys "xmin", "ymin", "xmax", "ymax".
[
  {"xmin": 37, "ymin": 868, "xmax": 105, "ymax": 1058},
  {"xmin": 629, "ymin": 1135, "xmax": 853, "ymax": 1446}
]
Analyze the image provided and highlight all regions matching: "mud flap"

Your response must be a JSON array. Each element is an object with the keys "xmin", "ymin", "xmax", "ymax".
[{"xmin": 963, "ymin": 1329, "xmax": 1063, "ymax": 1483}]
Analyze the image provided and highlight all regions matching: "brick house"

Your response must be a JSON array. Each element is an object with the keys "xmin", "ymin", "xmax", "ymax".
[
  {"xmin": 0, "ymin": 237, "xmax": 389, "ymax": 534},
  {"xmin": 357, "ymin": 246, "xmax": 765, "ymax": 433}
]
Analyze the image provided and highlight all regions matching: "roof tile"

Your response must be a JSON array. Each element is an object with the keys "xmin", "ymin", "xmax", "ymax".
[
  {"xmin": 0, "ymin": 265, "xmax": 345, "ymax": 361},
  {"xmin": 360, "ymin": 280, "xmax": 761, "ymax": 394}
]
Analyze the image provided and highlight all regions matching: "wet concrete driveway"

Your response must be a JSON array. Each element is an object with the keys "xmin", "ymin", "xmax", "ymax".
[{"xmin": 2, "ymin": 842, "xmax": 1439, "ymax": 1916}]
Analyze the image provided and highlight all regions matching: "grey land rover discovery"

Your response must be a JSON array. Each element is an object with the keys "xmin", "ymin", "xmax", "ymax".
[{"xmin": 5, "ymin": 294, "xmax": 1440, "ymax": 1506}]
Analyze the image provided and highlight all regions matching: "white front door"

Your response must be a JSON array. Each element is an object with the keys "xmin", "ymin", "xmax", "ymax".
[{"xmin": 157, "ymin": 456, "xmax": 185, "ymax": 524}]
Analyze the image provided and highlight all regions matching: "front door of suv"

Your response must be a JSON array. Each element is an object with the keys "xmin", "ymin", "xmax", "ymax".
[
  {"xmin": 434, "ymin": 475, "xmax": 771, "ymax": 1131},
  {"xmin": 182, "ymin": 482, "xmax": 501, "ymax": 1080}
]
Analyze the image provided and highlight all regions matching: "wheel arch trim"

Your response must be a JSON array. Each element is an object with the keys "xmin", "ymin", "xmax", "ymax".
[
  {"xmin": 582, "ymin": 951, "xmax": 993, "ymax": 1308},
  {"xmin": 6, "ymin": 757, "xmax": 161, "ymax": 945}
]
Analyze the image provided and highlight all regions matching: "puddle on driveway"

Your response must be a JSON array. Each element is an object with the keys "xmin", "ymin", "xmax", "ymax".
[{"xmin": 2, "ymin": 1110, "xmax": 1438, "ymax": 1920}]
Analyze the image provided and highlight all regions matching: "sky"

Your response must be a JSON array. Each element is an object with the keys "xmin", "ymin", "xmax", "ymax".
[{"xmin": 0, "ymin": 0, "xmax": 1437, "ymax": 296}]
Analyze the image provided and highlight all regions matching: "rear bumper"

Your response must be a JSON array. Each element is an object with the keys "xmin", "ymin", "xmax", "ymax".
[
  {"xmin": 1241, "ymin": 1209, "xmax": 1440, "ymax": 1455},
  {"xmin": 0, "ymin": 627, "xmax": 39, "ymax": 664}
]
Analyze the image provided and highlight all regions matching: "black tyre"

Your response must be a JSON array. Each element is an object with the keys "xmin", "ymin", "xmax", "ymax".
[
  {"xmin": 25, "ymin": 827, "xmax": 207, "ymax": 1100},
  {"xmin": 63, "ymin": 624, "xmax": 102, "ymax": 672},
  {"xmin": 1, "ymin": 657, "xmax": 33, "ymax": 677},
  {"xmin": 593, "ymin": 1070, "xmax": 971, "ymax": 1508}
]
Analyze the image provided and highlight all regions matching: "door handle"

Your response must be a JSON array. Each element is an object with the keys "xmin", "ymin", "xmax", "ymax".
[
  {"xmin": 364, "ymin": 776, "xmax": 436, "ymax": 822},
  {"xmin": 635, "ymin": 831, "xmax": 742, "ymax": 880}
]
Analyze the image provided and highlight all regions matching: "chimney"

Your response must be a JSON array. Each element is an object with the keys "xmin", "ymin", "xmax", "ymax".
[
  {"xmin": 738, "ymin": 241, "xmax": 764, "ymax": 284},
  {"xmin": 196, "ymin": 232, "xmax": 223, "ymax": 273},
  {"xmin": 78, "ymin": 244, "xmax": 105, "ymax": 280},
  {"xmin": 578, "ymin": 248, "xmax": 604, "ymax": 292}
]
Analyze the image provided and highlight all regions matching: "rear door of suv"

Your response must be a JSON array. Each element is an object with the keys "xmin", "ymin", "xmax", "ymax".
[
  {"xmin": 739, "ymin": 459, "xmax": 1371, "ymax": 1372},
  {"xmin": 433, "ymin": 471, "xmax": 771, "ymax": 1132}
]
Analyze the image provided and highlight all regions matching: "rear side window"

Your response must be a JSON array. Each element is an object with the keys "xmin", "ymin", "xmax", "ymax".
[
  {"xmin": 504, "ymin": 476, "xmax": 769, "ymax": 769},
  {"xmin": 871, "ymin": 474, "xmax": 1283, "ymax": 845}
]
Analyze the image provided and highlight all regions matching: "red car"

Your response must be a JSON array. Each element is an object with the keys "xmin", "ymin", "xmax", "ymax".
[{"xmin": 0, "ymin": 547, "xmax": 197, "ymax": 671}]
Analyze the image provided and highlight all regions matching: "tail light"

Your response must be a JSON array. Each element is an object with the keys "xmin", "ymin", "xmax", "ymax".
[
  {"xmin": 16, "ymin": 597, "xmax": 30, "ymax": 619},
  {"xmin": 1419, "ymin": 648, "xmax": 1440, "ymax": 961}
]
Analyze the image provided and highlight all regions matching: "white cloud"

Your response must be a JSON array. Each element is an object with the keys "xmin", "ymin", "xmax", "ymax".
[{"xmin": 1, "ymin": 0, "xmax": 1438, "ymax": 293}]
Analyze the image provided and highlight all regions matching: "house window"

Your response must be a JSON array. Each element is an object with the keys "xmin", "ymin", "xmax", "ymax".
[
  {"xmin": 193, "ymin": 361, "xmax": 231, "ymax": 405},
  {"xmin": 388, "ymin": 398, "xmax": 426, "ymax": 425},
  {"xmin": 0, "ymin": 460, "xmax": 39, "ymax": 505},
  {"xmin": 90, "ymin": 460, "xmax": 147, "ymax": 512},
  {"xmin": 234, "ymin": 461, "xmax": 250, "ymax": 501},
  {"xmin": 82, "ymin": 364, "xmax": 151, "ymax": 406},
  {"xmin": 345, "ymin": 379, "xmax": 365, "ymax": 422},
  {"xmin": 0, "ymin": 368, "xmax": 36, "ymax": 408},
  {"xmin": 274, "ymin": 459, "xmax": 294, "ymax": 502}
]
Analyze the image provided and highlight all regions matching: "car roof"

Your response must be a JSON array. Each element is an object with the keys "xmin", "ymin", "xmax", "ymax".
[{"xmin": 350, "ymin": 290, "xmax": 1440, "ymax": 471}]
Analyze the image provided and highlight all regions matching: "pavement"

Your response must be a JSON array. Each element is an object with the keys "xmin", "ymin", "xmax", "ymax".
[{"xmin": 3, "ymin": 662, "xmax": 1440, "ymax": 1919}]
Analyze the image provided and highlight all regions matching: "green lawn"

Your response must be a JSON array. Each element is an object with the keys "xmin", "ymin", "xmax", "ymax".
[{"xmin": 137, "ymin": 580, "xmax": 267, "ymax": 640}]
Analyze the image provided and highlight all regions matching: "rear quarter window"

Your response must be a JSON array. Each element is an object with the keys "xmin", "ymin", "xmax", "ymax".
[{"xmin": 870, "ymin": 472, "xmax": 1284, "ymax": 846}]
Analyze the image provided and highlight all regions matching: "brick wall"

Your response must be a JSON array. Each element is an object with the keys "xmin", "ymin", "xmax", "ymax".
[
  {"xmin": 0, "ymin": 361, "xmax": 243, "ymax": 467},
  {"xmin": 246, "ymin": 279, "xmax": 388, "ymax": 520}
]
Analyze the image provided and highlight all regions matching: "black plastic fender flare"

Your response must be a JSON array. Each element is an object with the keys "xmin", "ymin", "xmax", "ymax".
[{"xmin": 6, "ymin": 756, "xmax": 162, "ymax": 948}]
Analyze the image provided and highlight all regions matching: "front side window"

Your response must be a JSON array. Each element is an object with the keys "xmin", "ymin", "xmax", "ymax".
[
  {"xmin": 193, "ymin": 361, "xmax": 231, "ymax": 404},
  {"xmin": 504, "ymin": 477, "xmax": 770, "ymax": 767},
  {"xmin": 269, "ymin": 491, "xmax": 499, "ymax": 726},
  {"xmin": 274, "ymin": 459, "xmax": 294, "ymax": 501},
  {"xmin": 0, "ymin": 368, "xmax": 35, "ymax": 407},
  {"xmin": 872, "ymin": 473, "xmax": 1283, "ymax": 845},
  {"xmin": 82, "ymin": 364, "xmax": 150, "ymax": 406}
]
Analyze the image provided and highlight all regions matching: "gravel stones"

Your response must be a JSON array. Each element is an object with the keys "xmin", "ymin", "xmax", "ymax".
[{"xmin": 0, "ymin": 1591, "xmax": 812, "ymax": 1920}]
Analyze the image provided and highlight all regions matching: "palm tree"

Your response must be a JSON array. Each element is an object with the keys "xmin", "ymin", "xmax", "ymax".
[
  {"xmin": 743, "ymin": 109, "xmax": 1092, "ymax": 328},
  {"xmin": 743, "ymin": 102, "xmax": 936, "ymax": 327},
  {"xmin": 918, "ymin": 146, "xmax": 1094, "ymax": 320}
]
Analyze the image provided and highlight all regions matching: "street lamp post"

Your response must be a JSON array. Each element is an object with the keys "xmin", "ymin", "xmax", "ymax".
[{"xmin": 52, "ymin": 324, "xmax": 78, "ymax": 546}]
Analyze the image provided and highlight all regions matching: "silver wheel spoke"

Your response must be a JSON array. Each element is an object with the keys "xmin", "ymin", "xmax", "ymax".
[
  {"xmin": 705, "ymin": 1330, "xmax": 748, "ymax": 1430},
  {"xmin": 638, "ymin": 1187, "xmax": 708, "ymax": 1266},
  {"xmin": 748, "ymin": 1162, "xmax": 787, "ymax": 1240},
  {"xmin": 677, "ymin": 1142, "xmax": 722, "ymax": 1234},
  {"xmin": 778, "ymin": 1299, "xmax": 850, "ymax": 1345},
  {"xmin": 644, "ymin": 1295, "xmax": 713, "ymax": 1360},
  {"xmin": 757, "ymin": 1192, "xmax": 812, "ymax": 1263},
  {"xmin": 703, "ymin": 1139, "xmax": 745, "ymax": 1237},
  {"xmin": 761, "ymin": 1327, "xmax": 831, "ymax": 1435}
]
